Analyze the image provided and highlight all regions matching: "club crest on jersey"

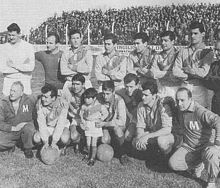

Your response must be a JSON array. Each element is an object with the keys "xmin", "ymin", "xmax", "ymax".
[
  {"xmin": 189, "ymin": 121, "xmax": 199, "ymax": 131},
  {"xmin": 23, "ymin": 105, "xmax": 29, "ymax": 112}
]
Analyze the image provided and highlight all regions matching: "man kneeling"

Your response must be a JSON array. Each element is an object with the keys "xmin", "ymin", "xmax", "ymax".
[
  {"xmin": 0, "ymin": 81, "xmax": 36, "ymax": 158},
  {"xmin": 134, "ymin": 79, "xmax": 177, "ymax": 157},
  {"xmin": 33, "ymin": 84, "xmax": 70, "ymax": 154}
]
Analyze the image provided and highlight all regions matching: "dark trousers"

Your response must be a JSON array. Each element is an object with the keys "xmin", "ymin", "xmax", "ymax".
[{"xmin": 0, "ymin": 122, "xmax": 35, "ymax": 151}]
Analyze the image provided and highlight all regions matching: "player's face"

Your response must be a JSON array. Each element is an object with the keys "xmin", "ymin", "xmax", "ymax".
[
  {"xmin": 176, "ymin": 90, "xmax": 192, "ymax": 111},
  {"xmin": 190, "ymin": 28, "xmax": 204, "ymax": 45},
  {"xmin": 161, "ymin": 36, "xmax": 174, "ymax": 51},
  {"xmin": 103, "ymin": 90, "xmax": 114, "ymax": 103},
  {"xmin": 47, "ymin": 36, "xmax": 57, "ymax": 52},
  {"xmin": 72, "ymin": 80, "xmax": 84, "ymax": 94},
  {"xmin": 70, "ymin": 33, "xmax": 82, "ymax": 48},
  {"xmin": 214, "ymin": 40, "xmax": 220, "ymax": 60},
  {"xmin": 84, "ymin": 97, "xmax": 94, "ymax": 105},
  {"xmin": 142, "ymin": 89, "xmax": 154, "ymax": 105},
  {"xmin": 104, "ymin": 39, "xmax": 115, "ymax": 54},
  {"xmin": 9, "ymin": 84, "xmax": 23, "ymax": 102},
  {"xmin": 41, "ymin": 91, "xmax": 55, "ymax": 107},
  {"xmin": 8, "ymin": 31, "xmax": 20, "ymax": 44},
  {"xmin": 125, "ymin": 80, "xmax": 138, "ymax": 96},
  {"xmin": 134, "ymin": 39, "xmax": 146, "ymax": 53}
]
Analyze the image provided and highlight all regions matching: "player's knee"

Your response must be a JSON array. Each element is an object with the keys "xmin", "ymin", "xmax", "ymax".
[
  {"xmin": 61, "ymin": 128, "xmax": 70, "ymax": 144},
  {"xmin": 114, "ymin": 127, "xmax": 124, "ymax": 138},
  {"xmin": 101, "ymin": 135, "xmax": 111, "ymax": 144},
  {"xmin": 157, "ymin": 136, "xmax": 171, "ymax": 150},
  {"xmin": 70, "ymin": 126, "xmax": 80, "ymax": 143},
  {"xmin": 33, "ymin": 132, "xmax": 41, "ymax": 144}
]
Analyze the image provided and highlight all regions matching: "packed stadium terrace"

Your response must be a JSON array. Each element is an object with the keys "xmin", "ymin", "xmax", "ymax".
[{"xmin": 29, "ymin": 3, "xmax": 220, "ymax": 46}]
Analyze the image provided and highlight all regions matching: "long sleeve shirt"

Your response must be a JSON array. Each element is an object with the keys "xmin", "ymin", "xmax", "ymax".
[
  {"xmin": 150, "ymin": 47, "xmax": 180, "ymax": 87},
  {"xmin": 95, "ymin": 51, "xmax": 127, "ymax": 89},
  {"xmin": 172, "ymin": 43, "xmax": 214, "ymax": 107},
  {"xmin": 173, "ymin": 43, "xmax": 214, "ymax": 85},
  {"xmin": 104, "ymin": 94, "xmax": 126, "ymax": 128},
  {"xmin": 60, "ymin": 45, "xmax": 93, "ymax": 82},
  {"xmin": 127, "ymin": 47, "xmax": 154, "ymax": 77},
  {"xmin": 178, "ymin": 101, "xmax": 220, "ymax": 149},
  {"xmin": 136, "ymin": 96, "xmax": 174, "ymax": 133},
  {"xmin": 0, "ymin": 40, "xmax": 35, "ymax": 79},
  {"xmin": 0, "ymin": 94, "xmax": 35, "ymax": 132},
  {"xmin": 36, "ymin": 97, "xmax": 69, "ymax": 143}
]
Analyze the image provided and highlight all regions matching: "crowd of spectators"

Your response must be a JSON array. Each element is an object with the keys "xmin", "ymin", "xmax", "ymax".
[{"xmin": 29, "ymin": 3, "xmax": 220, "ymax": 46}]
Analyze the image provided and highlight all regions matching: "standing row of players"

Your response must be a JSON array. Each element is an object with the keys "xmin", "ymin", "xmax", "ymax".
[{"xmin": 1, "ymin": 21, "xmax": 220, "ymax": 188}]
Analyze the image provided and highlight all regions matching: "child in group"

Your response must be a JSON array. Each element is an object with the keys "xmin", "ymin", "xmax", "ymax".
[{"xmin": 80, "ymin": 88, "xmax": 109, "ymax": 166}]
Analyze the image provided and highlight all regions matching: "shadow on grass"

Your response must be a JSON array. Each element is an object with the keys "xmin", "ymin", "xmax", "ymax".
[{"xmin": 129, "ymin": 145, "xmax": 207, "ymax": 188}]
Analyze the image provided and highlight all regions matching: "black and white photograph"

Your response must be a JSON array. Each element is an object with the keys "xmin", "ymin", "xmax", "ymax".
[{"xmin": 0, "ymin": 0, "xmax": 220, "ymax": 187}]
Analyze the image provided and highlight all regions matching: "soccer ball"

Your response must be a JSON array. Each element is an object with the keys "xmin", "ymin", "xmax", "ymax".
[
  {"xmin": 40, "ymin": 145, "xmax": 60, "ymax": 165},
  {"xmin": 97, "ymin": 144, "xmax": 114, "ymax": 162}
]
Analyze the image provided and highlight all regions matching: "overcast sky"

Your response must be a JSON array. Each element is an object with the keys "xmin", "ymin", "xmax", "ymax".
[{"xmin": 0, "ymin": 0, "xmax": 219, "ymax": 34}]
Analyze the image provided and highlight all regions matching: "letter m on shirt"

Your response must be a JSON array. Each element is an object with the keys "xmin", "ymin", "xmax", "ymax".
[
  {"xmin": 23, "ymin": 105, "xmax": 29, "ymax": 112},
  {"xmin": 189, "ymin": 121, "xmax": 200, "ymax": 131}
]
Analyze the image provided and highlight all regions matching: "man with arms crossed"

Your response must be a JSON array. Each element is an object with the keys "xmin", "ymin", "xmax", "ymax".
[
  {"xmin": 60, "ymin": 29, "xmax": 93, "ymax": 89},
  {"xmin": 173, "ymin": 21, "xmax": 214, "ymax": 108},
  {"xmin": 1, "ymin": 23, "xmax": 35, "ymax": 96},
  {"xmin": 95, "ymin": 33, "xmax": 127, "ymax": 91},
  {"xmin": 128, "ymin": 32, "xmax": 155, "ymax": 84},
  {"xmin": 150, "ymin": 31, "xmax": 180, "ymax": 99}
]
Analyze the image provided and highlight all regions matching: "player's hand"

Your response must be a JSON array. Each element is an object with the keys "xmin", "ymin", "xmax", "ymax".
[
  {"xmin": 95, "ymin": 122, "xmax": 106, "ymax": 128},
  {"xmin": 42, "ymin": 142, "xmax": 49, "ymax": 149},
  {"xmin": 51, "ymin": 142, "xmax": 59, "ymax": 150},
  {"xmin": 136, "ymin": 135, "xmax": 149, "ymax": 150},
  {"xmin": 67, "ymin": 63, "xmax": 77, "ymax": 71},
  {"xmin": 204, "ymin": 145, "xmax": 220, "ymax": 160},
  {"xmin": 183, "ymin": 67, "xmax": 195, "ymax": 75},
  {"xmin": 12, "ymin": 122, "xmax": 27, "ymax": 131}
]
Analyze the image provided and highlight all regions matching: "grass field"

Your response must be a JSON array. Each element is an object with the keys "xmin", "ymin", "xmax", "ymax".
[{"xmin": 0, "ymin": 60, "xmax": 219, "ymax": 188}]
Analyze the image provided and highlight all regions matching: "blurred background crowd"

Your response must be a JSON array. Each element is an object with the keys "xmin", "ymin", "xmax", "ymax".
[{"xmin": 29, "ymin": 3, "xmax": 220, "ymax": 45}]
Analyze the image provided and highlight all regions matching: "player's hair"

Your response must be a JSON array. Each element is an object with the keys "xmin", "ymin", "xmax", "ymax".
[
  {"xmin": 160, "ymin": 31, "xmax": 175, "ymax": 41},
  {"xmin": 11, "ymin": 81, "xmax": 24, "ymax": 92},
  {"xmin": 7, "ymin": 23, "xmax": 21, "ymax": 34},
  {"xmin": 41, "ymin": 84, "xmax": 58, "ymax": 98},
  {"xmin": 133, "ymin": 32, "xmax": 149, "ymax": 43},
  {"xmin": 83, "ymin": 88, "xmax": 97, "ymax": 100},
  {"xmin": 214, "ymin": 29, "xmax": 220, "ymax": 40},
  {"xmin": 176, "ymin": 87, "xmax": 192, "ymax": 98},
  {"xmin": 124, "ymin": 73, "xmax": 139, "ymax": 85},
  {"xmin": 103, "ymin": 33, "xmax": 118, "ymax": 44},
  {"xmin": 189, "ymin": 21, "xmax": 205, "ymax": 33},
  {"xmin": 102, "ymin": 80, "xmax": 115, "ymax": 92},
  {"xmin": 141, "ymin": 79, "xmax": 158, "ymax": 95},
  {"xmin": 69, "ymin": 29, "xmax": 82, "ymax": 38},
  {"xmin": 47, "ymin": 32, "xmax": 60, "ymax": 43},
  {"xmin": 72, "ymin": 73, "xmax": 85, "ymax": 84}
]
